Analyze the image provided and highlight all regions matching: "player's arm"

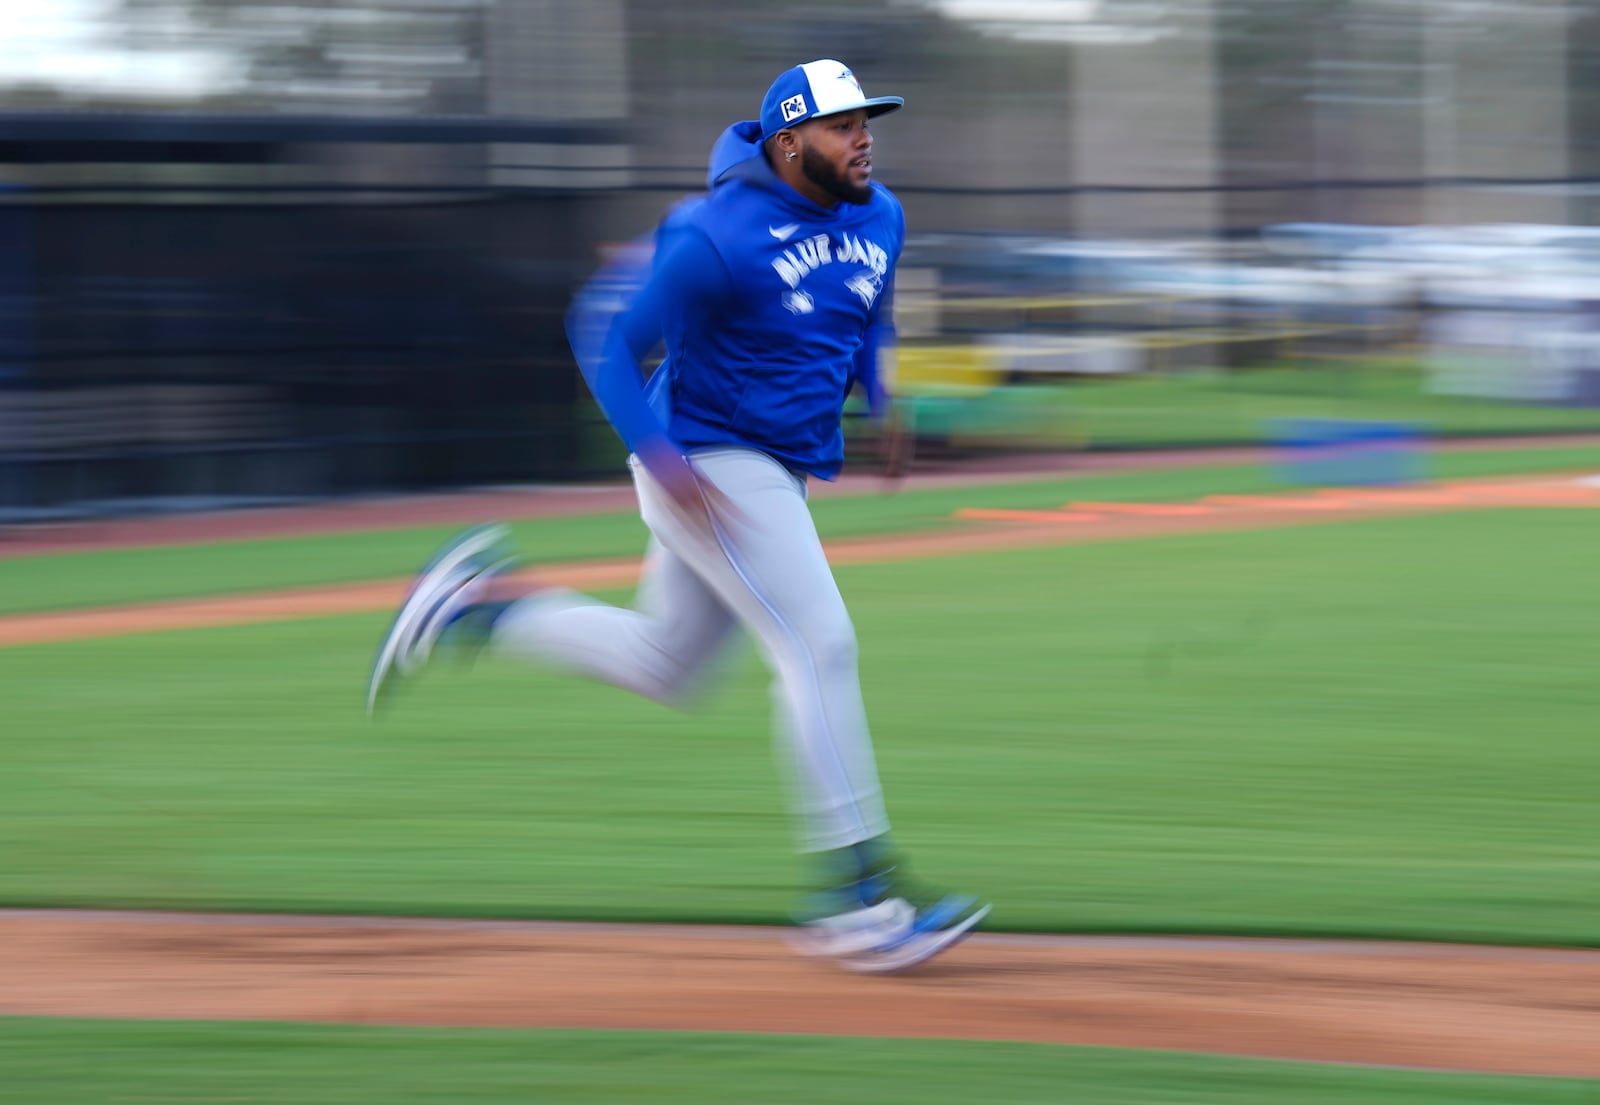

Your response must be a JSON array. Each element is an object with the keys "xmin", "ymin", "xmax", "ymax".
[
  {"xmin": 849, "ymin": 275, "xmax": 895, "ymax": 422},
  {"xmin": 567, "ymin": 226, "xmax": 709, "ymax": 451},
  {"xmin": 849, "ymin": 277, "xmax": 912, "ymax": 479},
  {"xmin": 565, "ymin": 222, "xmax": 732, "ymax": 517},
  {"xmin": 851, "ymin": 195, "xmax": 907, "ymax": 426}
]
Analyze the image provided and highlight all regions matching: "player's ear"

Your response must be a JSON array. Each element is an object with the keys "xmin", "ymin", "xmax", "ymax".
[{"xmin": 770, "ymin": 129, "xmax": 800, "ymax": 163}]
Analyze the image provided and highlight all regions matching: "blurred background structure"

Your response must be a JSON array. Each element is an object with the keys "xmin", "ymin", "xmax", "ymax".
[{"xmin": 3, "ymin": 0, "xmax": 1600, "ymax": 518}]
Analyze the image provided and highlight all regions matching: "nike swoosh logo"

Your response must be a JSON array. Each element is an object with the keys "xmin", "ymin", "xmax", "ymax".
[{"xmin": 768, "ymin": 223, "xmax": 801, "ymax": 241}]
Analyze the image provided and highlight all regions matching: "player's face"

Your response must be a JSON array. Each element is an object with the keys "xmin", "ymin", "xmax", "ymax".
[{"xmin": 798, "ymin": 109, "xmax": 874, "ymax": 206}]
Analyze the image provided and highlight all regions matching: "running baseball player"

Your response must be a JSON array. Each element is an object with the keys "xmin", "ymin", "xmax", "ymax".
[{"xmin": 368, "ymin": 59, "xmax": 989, "ymax": 973}]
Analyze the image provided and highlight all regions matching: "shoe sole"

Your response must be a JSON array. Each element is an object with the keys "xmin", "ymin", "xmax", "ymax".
[
  {"xmin": 366, "ymin": 524, "xmax": 510, "ymax": 716},
  {"xmin": 835, "ymin": 903, "xmax": 992, "ymax": 975}
]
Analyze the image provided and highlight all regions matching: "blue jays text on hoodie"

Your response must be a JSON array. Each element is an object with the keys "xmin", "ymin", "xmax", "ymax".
[{"xmin": 566, "ymin": 119, "xmax": 902, "ymax": 481}]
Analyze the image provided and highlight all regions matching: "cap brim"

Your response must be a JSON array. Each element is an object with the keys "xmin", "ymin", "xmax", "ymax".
[{"xmin": 811, "ymin": 96, "xmax": 904, "ymax": 123}]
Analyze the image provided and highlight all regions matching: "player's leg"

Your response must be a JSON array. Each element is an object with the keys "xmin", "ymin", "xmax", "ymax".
[
  {"xmin": 368, "ymin": 462, "xmax": 739, "ymax": 712},
  {"xmin": 635, "ymin": 446, "xmax": 890, "ymax": 850},
  {"xmin": 485, "ymin": 533, "xmax": 739, "ymax": 706},
  {"xmin": 633, "ymin": 446, "xmax": 988, "ymax": 971}
]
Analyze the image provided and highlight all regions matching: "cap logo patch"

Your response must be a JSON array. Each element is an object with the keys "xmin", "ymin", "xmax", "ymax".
[{"xmin": 780, "ymin": 94, "xmax": 808, "ymax": 123}]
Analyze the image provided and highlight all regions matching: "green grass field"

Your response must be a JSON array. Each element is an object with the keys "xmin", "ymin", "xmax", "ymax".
[
  {"xmin": 2, "ymin": 441, "xmax": 1595, "ymax": 617},
  {"xmin": 917, "ymin": 359, "xmax": 1600, "ymax": 448},
  {"xmin": 2, "ymin": 492, "xmax": 1595, "ymax": 942},
  {"xmin": 5, "ymin": 1020, "xmax": 1593, "ymax": 1105},
  {"xmin": 3, "ymin": 442, "xmax": 1597, "ymax": 1102}
]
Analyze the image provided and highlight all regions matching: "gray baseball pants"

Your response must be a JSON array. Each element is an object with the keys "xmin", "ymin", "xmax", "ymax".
[{"xmin": 488, "ymin": 445, "xmax": 891, "ymax": 852}]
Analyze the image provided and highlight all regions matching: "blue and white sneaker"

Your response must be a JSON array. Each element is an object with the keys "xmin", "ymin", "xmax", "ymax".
[
  {"xmin": 366, "ymin": 523, "xmax": 516, "ymax": 716},
  {"xmin": 798, "ymin": 892, "xmax": 991, "ymax": 974}
]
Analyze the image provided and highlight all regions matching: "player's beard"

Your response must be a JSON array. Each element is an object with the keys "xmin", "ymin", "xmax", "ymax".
[{"xmin": 800, "ymin": 144, "xmax": 873, "ymax": 205}]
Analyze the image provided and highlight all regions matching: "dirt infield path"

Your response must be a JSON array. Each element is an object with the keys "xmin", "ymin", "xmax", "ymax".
[{"xmin": 4, "ymin": 911, "xmax": 1598, "ymax": 1078}]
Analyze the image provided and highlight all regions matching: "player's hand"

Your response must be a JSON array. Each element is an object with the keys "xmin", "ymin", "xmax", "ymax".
[{"xmin": 876, "ymin": 403, "xmax": 914, "ymax": 489}]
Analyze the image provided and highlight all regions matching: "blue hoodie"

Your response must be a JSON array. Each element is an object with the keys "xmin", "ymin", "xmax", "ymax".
[{"xmin": 566, "ymin": 120, "xmax": 902, "ymax": 480}]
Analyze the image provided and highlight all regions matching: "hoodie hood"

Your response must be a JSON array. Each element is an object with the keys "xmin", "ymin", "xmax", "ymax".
[{"xmin": 706, "ymin": 119, "xmax": 767, "ymax": 187}]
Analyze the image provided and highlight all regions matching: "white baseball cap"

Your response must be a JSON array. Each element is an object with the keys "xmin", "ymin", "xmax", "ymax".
[{"xmin": 759, "ymin": 59, "xmax": 904, "ymax": 141}]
